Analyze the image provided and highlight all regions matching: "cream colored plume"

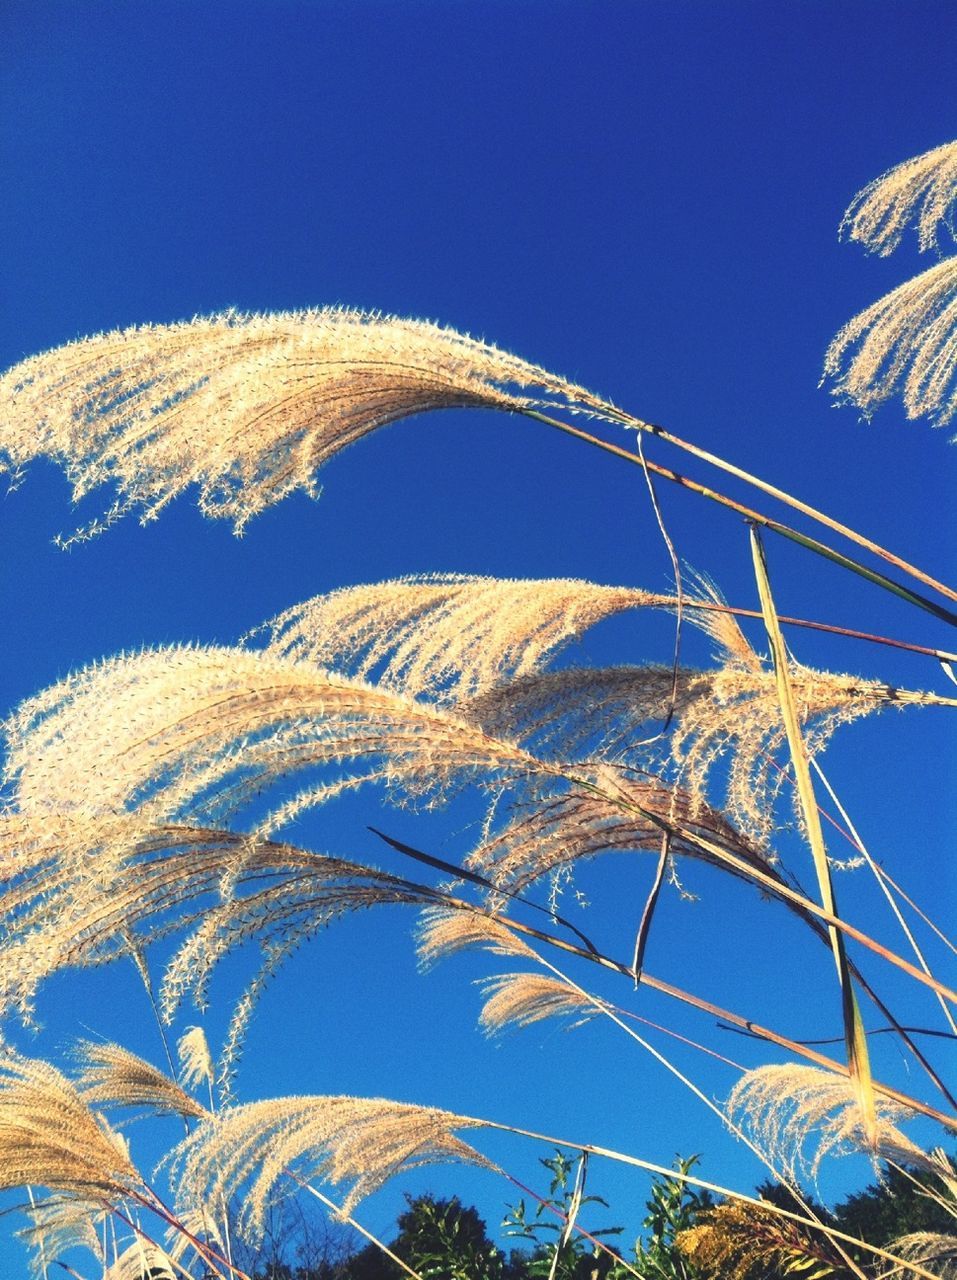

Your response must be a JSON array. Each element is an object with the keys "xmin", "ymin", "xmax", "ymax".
[
  {"xmin": 727, "ymin": 1063, "xmax": 927, "ymax": 1184},
  {"xmin": 76, "ymin": 1041, "xmax": 209, "ymax": 1121},
  {"xmin": 169, "ymin": 1094, "xmax": 493, "ymax": 1235},
  {"xmin": 177, "ymin": 1027, "xmax": 215, "ymax": 1093},
  {"xmin": 0, "ymin": 813, "xmax": 440, "ymax": 1044},
  {"xmin": 462, "ymin": 650, "xmax": 914, "ymax": 841},
  {"xmin": 2, "ymin": 645, "xmax": 540, "ymax": 824},
  {"xmin": 256, "ymin": 574, "xmax": 662, "ymax": 700},
  {"xmin": 0, "ymin": 1053, "xmax": 142, "ymax": 1201},
  {"xmin": 841, "ymin": 140, "xmax": 957, "ymax": 256},
  {"xmin": 478, "ymin": 972, "xmax": 597, "ymax": 1035},
  {"xmin": 0, "ymin": 308, "xmax": 611, "ymax": 538},
  {"xmin": 416, "ymin": 906, "xmax": 538, "ymax": 969},
  {"xmin": 104, "ymin": 1240, "xmax": 177, "ymax": 1280},
  {"xmin": 824, "ymin": 255, "xmax": 957, "ymax": 428},
  {"xmin": 16, "ymin": 1196, "xmax": 106, "ymax": 1280}
]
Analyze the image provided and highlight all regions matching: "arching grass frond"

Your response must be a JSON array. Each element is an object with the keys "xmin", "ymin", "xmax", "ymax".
[
  {"xmin": 0, "ymin": 308, "xmax": 612, "ymax": 539},
  {"xmin": 169, "ymin": 1094, "xmax": 493, "ymax": 1235},
  {"xmin": 461, "ymin": 652, "xmax": 919, "ymax": 840},
  {"xmin": 76, "ymin": 1041, "xmax": 209, "ymax": 1121},
  {"xmin": 841, "ymin": 140, "xmax": 957, "ymax": 256},
  {"xmin": 466, "ymin": 763, "xmax": 774, "ymax": 896},
  {"xmin": 0, "ymin": 1053, "xmax": 143, "ymax": 1201},
  {"xmin": 727, "ymin": 1064, "xmax": 927, "ymax": 1185},
  {"xmin": 477, "ymin": 972, "xmax": 597, "ymax": 1035},
  {"xmin": 824, "ymin": 255, "xmax": 957, "ymax": 428},
  {"xmin": 0, "ymin": 813, "xmax": 445, "ymax": 1042},
  {"xmin": 2, "ymin": 645, "xmax": 540, "ymax": 824},
  {"xmin": 16, "ymin": 1196, "xmax": 106, "ymax": 1280},
  {"xmin": 255, "ymin": 574, "xmax": 662, "ymax": 700}
]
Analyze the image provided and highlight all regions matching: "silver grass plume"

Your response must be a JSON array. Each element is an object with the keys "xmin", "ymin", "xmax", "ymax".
[
  {"xmin": 727, "ymin": 1063, "xmax": 929, "ymax": 1185},
  {"xmin": 0, "ymin": 1053, "xmax": 143, "ymax": 1202},
  {"xmin": 0, "ymin": 814, "xmax": 441, "ymax": 1037},
  {"xmin": 76, "ymin": 1041, "xmax": 209, "ymax": 1121},
  {"xmin": 168, "ymin": 1094, "xmax": 494, "ymax": 1235},
  {"xmin": 824, "ymin": 255, "xmax": 957, "ymax": 429},
  {"xmin": 465, "ymin": 762, "xmax": 776, "ymax": 896},
  {"xmin": 2, "ymin": 645, "xmax": 541, "ymax": 825},
  {"xmin": 461, "ymin": 651, "xmax": 920, "ymax": 843},
  {"xmin": 0, "ymin": 308, "xmax": 615, "ymax": 539},
  {"xmin": 16, "ymin": 1198, "xmax": 106, "ymax": 1280},
  {"xmin": 416, "ymin": 907, "xmax": 539, "ymax": 969},
  {"xmin": 477, "ymin": 972, "xmax": 597, "ymax": 1035},
  {"xmin": 840, "ymin": 140, "xmax": 957, "ymax": 256},
  {"xmin": 255, "ymin": 574, "xmax": 663, "ymax": 700},
  {"xmin": 104, "ymin": 1240, "xmax": 177, "ymax": 1280}
]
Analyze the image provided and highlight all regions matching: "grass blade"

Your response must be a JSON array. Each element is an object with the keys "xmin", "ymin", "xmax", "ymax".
[{"xmin": 749, "ymin": 525, "xmax": 878, "ymax": 1146}]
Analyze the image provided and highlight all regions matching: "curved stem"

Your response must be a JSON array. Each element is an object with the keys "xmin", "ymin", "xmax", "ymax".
[
  {"xmin": 520, "ymin": 409, "xmax": 957, "ymax": 626},
  {"xmin": 622, "ymin": 411, "xmax": 957, "ymax": 604}
]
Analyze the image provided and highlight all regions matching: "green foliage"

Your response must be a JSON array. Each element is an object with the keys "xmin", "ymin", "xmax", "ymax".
[
  {"xmin": 502, "ymin": 1150, "xmax": 625, "ymax": 1279},
  {"xmin": 632, "ymin": 1156, "xmax": 712, "ymax": 1280}
]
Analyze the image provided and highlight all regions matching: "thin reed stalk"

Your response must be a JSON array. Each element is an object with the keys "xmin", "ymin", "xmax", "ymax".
[{"xmin": 521, "ymin": 409, "xmax": 957, "ymax": 626}]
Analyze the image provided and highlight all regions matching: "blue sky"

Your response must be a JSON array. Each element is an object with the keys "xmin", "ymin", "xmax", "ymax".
[{"xmin": 1, "ymin": 0, "xmax": 955, "ymax": 1269}]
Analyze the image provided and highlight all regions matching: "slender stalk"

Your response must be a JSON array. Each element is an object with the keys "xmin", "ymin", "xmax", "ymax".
[
  {"xmin": 526, "ymin": 949, "xmax": 866, "ymax": 1280},
  {"xmin": 520, "ymin": 409, "xmax": 957, "ymax": 626},
  {"xmin": 501, "ymin": 1168, "xmax": 644, "ymax": 1279},
  {"xmin": 439, "ymin": 900, "xmax": 956, "ymax": 1129},
  {"xmin": 371, "ymin": 833, "xmax": 956, "ymax": 1123},
  {"xmin": 877, "ymin": 865, "xmax": 957, "ymax": 959},
  {"xmin": 811, "ymin": 757, "xmax": 957, "ymax": 1037},
  {"xmin": 564, "ymin": 770, "xmax": 957, "ymax": 1006},
  {"xmin": 300, "ymin": 1184, "xmax": 427, "ymax": 1280},
  {"xmin": 615, "ymin": 409, "xmax": 957, "ymax": 604},
  {"xmin": 679, "ymin": 596, "xmax": 957, "ymax": 664}
]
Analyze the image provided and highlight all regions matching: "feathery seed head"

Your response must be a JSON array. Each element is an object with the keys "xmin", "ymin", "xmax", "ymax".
[
  {"xmin": 257, "ymin": 575, "xmax": 661, "ymax": 701},
  {"xmin": 840, "ymin": 140, "xmax": 957, "ymax": 256},
  {"xmin": 177, "ymin": 1027, "xmax": 215, "ymax": 1093},
  {"xmin": 170, "ymin": 1093, "xmax": 493, "ymax": 1235},
  {"xmin": 416, "ymin": 907, "xmax": 538, "ymax": 969},
  {"xmin": 728, "ymin": 1064, "xmax": 926, "ymax": 1184},
  {"xmin": 477, "ymin": 972, "xmax": 597, "ymax": 1035},
  {"xmin": 0, "ymin": 308, "xmax": 611, "ymax": 539},
  {"xmin": 76, "ymin": 1041, "xmax": 209, "ymax": 1121},
  {"xmin": 824, "ymin": 256, "xmax": 957, "ymax": 428},
  {"xmin": 0, "ymin": 1053, "xmax": 143, "ymax": 1200}
]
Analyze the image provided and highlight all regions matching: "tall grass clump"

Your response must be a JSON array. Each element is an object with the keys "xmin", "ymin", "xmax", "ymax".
[{"xmin": 0, "ymin": 140, "xmax": 954, "ymax": 1279}]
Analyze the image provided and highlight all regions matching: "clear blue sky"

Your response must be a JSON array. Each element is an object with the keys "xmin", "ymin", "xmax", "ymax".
[{"xmin": 1, "ymin": 0, "xmax": 955, "ymax": 1270}]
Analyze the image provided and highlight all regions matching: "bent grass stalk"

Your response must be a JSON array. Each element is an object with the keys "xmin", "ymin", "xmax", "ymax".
[
  {"xmin": 810, "ymin": 757, "xmax": 957, "ymax": 1038},
  {"xmin": 480, "ymin": 937, "xmax": 868, "ymax": 1280},
  {"xmin": 435, "ymin": 895, "xmax": 957, "ymax": 1129},
  {"xmin": 521, "ymin": 408, "xmax": 957, "ymax": 626}
]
